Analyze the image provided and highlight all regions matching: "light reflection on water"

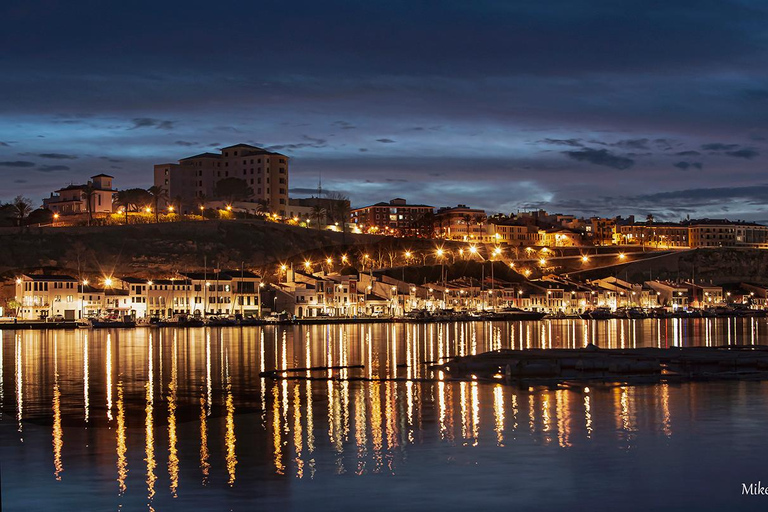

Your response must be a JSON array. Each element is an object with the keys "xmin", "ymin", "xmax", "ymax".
[{"xmin": 2, "ymin": 319, "xmax": 768, "ymax": 511}]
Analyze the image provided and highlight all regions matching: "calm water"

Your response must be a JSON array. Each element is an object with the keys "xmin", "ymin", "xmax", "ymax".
[{"xmin": 2, "ymin": 319, "xmax": 768, "ymax": 511}]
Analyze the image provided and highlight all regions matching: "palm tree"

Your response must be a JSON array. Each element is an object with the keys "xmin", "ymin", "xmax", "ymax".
[
  {"xmin": 311, "ymin": 204, "xmax": 325, "ymax": 230},
  {"xmin": 12, "ymin": 196, "xmax": 32, "ymax": 227},
  {"xmin": 114, "ymin": 190, "xmax": 131, "ymax": 224},
  {"xmin": 81, "ymin": 183, "xmax": 97, "ymax": 226},
  {"xmin": 147, "ymin": 186, "xmax": 168, "ymax": 223}
]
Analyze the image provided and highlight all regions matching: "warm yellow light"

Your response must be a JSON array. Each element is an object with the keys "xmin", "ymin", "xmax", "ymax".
[
  {"xmin": 200, "ymin": 205, "xmax": 205, "ymax": 210},
  {"xmin": 581, "ymin": 255, "xmax": 589, "ymax": 263},
  {"xmin": 168, "ymin": 206, "xmax": 174, "ymax": 212},
  {"xmin": 469, "ymin": 245, "xmax": 478, "ymax": 254},
  {"xmin": 304, "ymin": 261, "xmax": 311, "ymax": 268},
  {"xmin": 405, "ymin": 251, "xmax": 412, "ymax": 258},
  {"xmin": 15, "ymin": 278, "xmax": 22, "ymax": 284},
  {"xmin": 539, "ymin": 258, "xmax": 547, "ymax": 265},
  {"xmin": 53, "ymin": 213, "xmax": 59, "ymax": 219},
  {"xmin": 509, "ymin": 262, "xmax": 515, "ymax": 268},
  {"xmin": 541, "ymin": 247, "xmax": 548, "ymax": 253},
  {"xmin": 145, "ymin": 207, "xmax": 151, "ymax": 213},
  {"xmin": 147, "ymin": 280, "xmax": 153, "ymax": 286},
  {"xmin": 104, "ymin": 277, "xmax": 113, "ymax": 287},
  {"xmin": 280, "ymin": 264, "xmax": 287, "ymax": 271},
  {"xmin": 436, "ymin": 248, "xmax": 444, "ymax": 257},
  {"xmin": 619, "ymin": 253, "xmax": 626, "ymax": 259},
  {"xmin": 226, "ymin": 205, "xmax": 232, "ymax": 211},
  {"xmin": 259, "ymin": 282, "xmax": 265, "ymax": 288},
  {"xmin": 82, "ymin": 279, "xmax": 89, "ymax": 286},
  {"xmin": 326, "ymin": 257, "xmax": 333, "ymax": 265},
  {"xmin": 341, "ymin": 254, "xmax": 348, "ymax": 263},
  {"xmin": 493, "ymin": 247, "xmax": 502, "ymax": 256},
  {"xmin": 293, "ymin": 217, "xmax": 299, "ymax": 222},
  {"xmin": 364, "ymin": 254, "xmax": 369, "ymax": 259}
]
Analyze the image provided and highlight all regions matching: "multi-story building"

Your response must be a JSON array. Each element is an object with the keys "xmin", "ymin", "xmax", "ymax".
[
  {"xmin": 154, "ymin": 143, "xmax": 289, "ymax": 216},
  {"xmin": 587, "ymin": 217, "xmax": 618, "ymax": 245},
  {"xmin": 434, "ymin": 204, "xmax": 487, "ymax": 241},
  {"xmin": 350, "ymin": 198, "xmax": 434, "ymax": 236},
  {"xmin": 42, "ymin": 174, "xmax": 115, "ymax": 216},
  {"xmin": 615, "ymin": 222, "xmax": 690, "ymax": 248},
  {"xmin": 14, "ymin": 274, "xmax": 80, "ymax": 320},
  {"xmin": 687, "ymin": 219, "xmax": 768, "ymax": 248}
]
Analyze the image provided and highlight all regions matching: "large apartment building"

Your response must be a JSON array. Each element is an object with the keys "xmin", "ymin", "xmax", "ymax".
[{"xmin": 153, "ymin": 143, "xmax": 289, "ymax": 216}]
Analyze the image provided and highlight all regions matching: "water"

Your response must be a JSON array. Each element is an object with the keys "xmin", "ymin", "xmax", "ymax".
[{"xmin": 2, "ymin": 319, "xmax": 768, "ymax": 511}]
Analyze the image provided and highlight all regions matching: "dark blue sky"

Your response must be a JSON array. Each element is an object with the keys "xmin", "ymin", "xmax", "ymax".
[{"xmin": 2, "ymin": 0, "xmax": 768, "ymax": 220}]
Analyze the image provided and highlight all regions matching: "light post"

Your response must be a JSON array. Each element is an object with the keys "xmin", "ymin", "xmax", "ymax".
[
  {"xmin": 81, "ymin": 279, "xmax": 88, "ymax": 319},
  {"xmin": 436, "ymin": 247, "xmax": 446, "ymax": 307}
]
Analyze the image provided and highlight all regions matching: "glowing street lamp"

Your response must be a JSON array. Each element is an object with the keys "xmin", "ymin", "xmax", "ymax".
[
  {"xmin": 145, "ymin": 207, "xmax": 151, "ymax": 214},
  {"xmin": 104, "ymin": 277, "xmax": 113, "ymax": 287},
  {"xmin": 168, "ymin": 205, "xmax": 174, "ymax": 212},
  {"xmin": 581, "ymin": 255, "xmax": 589, "ymax": 263},
  {"xmin": 226, "ymin": 205, "xmax": 232, "ymax": 211},
  {"xmin": 469, "ymin": 245, "xmax": 478, "ymax": 255},
  {"xmin": 539, "ymin": 258, "xmax": 547, "ymax": 266},
  {"xmin": 341, "ymin": 254, "xmax": 348, "ymax": 264}
]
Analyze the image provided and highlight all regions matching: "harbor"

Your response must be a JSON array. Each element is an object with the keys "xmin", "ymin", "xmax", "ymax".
[{"xmin": 2, "ymin": 319, "xmax": 768, "ymax": 511}]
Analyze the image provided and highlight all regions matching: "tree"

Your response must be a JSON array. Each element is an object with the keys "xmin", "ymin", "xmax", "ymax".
[
  {"xmin": 214, "ymin": 178, "xmax": 253, "ymax": 204},
  {"xmin": 12, "ymin": 196, "xmax": 32, "ymax": 227},
  {"xmin": 147, "ymin": 186, "xmax": 168, "ymax": 223},
  {"xmin": 325, "ymin": 191, "xmax": 351, "ymax": 241},
  {"xmin": 114, "ymin": 190, "xmax": 132, "ymax": 224},
  {"xmin": 80, "ymin": 183, "xmax": 98, "ymax": 226},
  {"xmin": 310, "ymin": 204, "xmax": 326, "ymax": 230}
]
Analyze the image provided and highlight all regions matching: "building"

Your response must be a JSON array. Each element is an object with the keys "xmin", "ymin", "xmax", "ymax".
[
  {"xmin": 154, "ymin": 143, "xmax": 289, "ymax": 216},
  {"xmin": 350, "ymin": 198, "xmax": 434, "ymax": 236},
  {"xmin": 615, "ymin": 222, "xmax": 690, "ymax": 248},
  {"xmin": 434, "ymin": 204, "xmax": 487, "ymax": 241},
  {"xmin": 287, "ymin": 196, "xmax": 350, "ymax": 226},
  {"xmin": 42, "ymin": 174, "xmax": 115, "ymax": 216},
  {"xmin": 687, "ymin": 219, "xmax": 768, "ymax": 248},
  {"xmin": 14, "ymin": 274, "xmax": 80, "ymax": 320}
]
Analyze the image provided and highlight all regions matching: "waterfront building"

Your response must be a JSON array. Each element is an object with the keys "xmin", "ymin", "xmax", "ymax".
[
  {"xmin": 350, "ymin": 198, "xmax": 434, "ymax": 236},
  {"xmin": 14, "ymin": 274, "xmax": 80, "ymax": 320},
  {"xmin": 153, "ymin": 143, "xmax": 289, "ymax": 216},
  {"xmin": 42, "ymin": 174, "xmax": 115, "ymax": 216},
  {"xmin": 646, "ymin": 281, "xmax": 689, "ymax": 309},
  {"xmin": 684, "ymin": 282, "xmax": 725, "ymax": 307}
]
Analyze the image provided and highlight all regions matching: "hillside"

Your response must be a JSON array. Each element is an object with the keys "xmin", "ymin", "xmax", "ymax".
[{"xmin": 0, "ymin": 220, "xmax": 381, "ymax": 279}]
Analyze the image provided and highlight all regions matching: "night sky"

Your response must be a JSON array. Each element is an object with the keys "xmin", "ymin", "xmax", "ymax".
[{"xmin": 3, "ymin": 0, "xmax": 768, "ymax": 221}]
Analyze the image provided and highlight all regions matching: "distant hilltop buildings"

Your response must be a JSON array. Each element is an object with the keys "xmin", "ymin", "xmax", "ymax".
[
  {"xmin": 21, "ymin": 141, "xmax": 768, "ymax": 252},
  {"xmin": 154, "ymin": 143, "xmax": 289, "ymax": 216}
]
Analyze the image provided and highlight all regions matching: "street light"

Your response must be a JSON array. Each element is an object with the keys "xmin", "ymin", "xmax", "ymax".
[
  {"xmin": 618, "ymin": 253, "xmax": 626, "ymax": 260},
  {"xmin": 581, "ymin": 255, "xmax": 589, "ymax": 263}
]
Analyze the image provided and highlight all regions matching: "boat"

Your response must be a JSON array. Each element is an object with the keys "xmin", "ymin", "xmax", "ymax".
[{"xmin": 90, "ymin": 318, "xmax": 136, "ymax": 328}]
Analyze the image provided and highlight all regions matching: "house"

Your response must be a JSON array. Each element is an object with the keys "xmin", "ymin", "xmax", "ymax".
[{"xmin": 43, "ymin": 174, "xmax": 115, "ymax": 216}]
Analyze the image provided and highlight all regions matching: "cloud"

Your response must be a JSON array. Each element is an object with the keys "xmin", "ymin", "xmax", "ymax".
[
  {"xmin": 0, "ymin": 141, "xmax": 10, "ymax": 147},
  {"xmin": 332, "ymin": 120, "xmax": 356, "ymax": 130},
  {"xmin": 701, "ymin": 143, "xmax": 739, "ymax": 151},
  {"xmin": 613, "ymin": 138, "xmax": 650, "ymax": 150},
  {"xmin": 130, "ymin": 118, "xmax": 174, "ymax": 130},
  {"xmin": 14, "ymin": 179, "xmax": 27, "ymax": 183},
  {"xmin": 562, "ymin": 148, "xmax": 634, "ymax": 170},
  {"xmin": 376, "ymin": 138, "xmax": 396, "ymax": 143},
  {"xmin": 20, "ymin": 152, "xmax": 78, "ymax": 159},
  {"xmin": 359, "ymin": 148, "xmax": 368, "ymax": 152},
  {"xmin": 0, "ymin": 160, "xmax": 35, "ymax": 167},
  {"xmin": 675, "ymin": 150, "xmax": 701, "ymax": 156},
  {"xmin": 37, "ymin": 165, "xmax": 70, "ymax": 172},
  {"xmin": 99, "ymin": 156, "xmax": 123, "ymax": 163},
  {"xmin": 673, "ymin": 161, "xmax": 703, "ymax": 170},
  {"xmin": 538, "ymin": 138, "xmax": 583, "ymax": 147},
  {"xmin": 267, "ymin": 135, "xmax": 327, "ymax": 150},
  {"xmin": 725, "ymin": 148, "xmax": 759, "ymax": 159},
  {"xmin": 174, "ymin": 140, "xmax": 198, "ymax": 146}
]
